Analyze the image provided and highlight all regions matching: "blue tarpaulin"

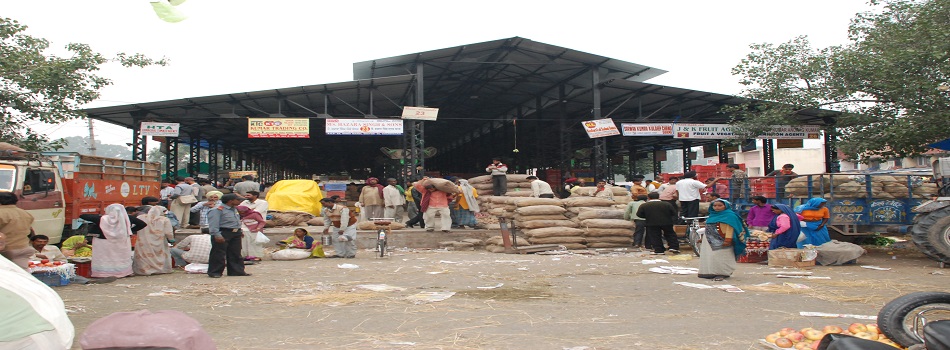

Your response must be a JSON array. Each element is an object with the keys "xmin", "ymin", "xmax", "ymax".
[{"xmin": 930, "ymin": 138, "xmax": 950, "ymax": 151}]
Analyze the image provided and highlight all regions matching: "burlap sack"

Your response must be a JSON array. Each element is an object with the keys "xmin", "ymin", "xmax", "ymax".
[
  {"xmin": 614, "ymin": 196, "xmax": 633, "ymax": 204},
  {"xmin": 472, "ymin": 184, "xmax": 493, "ymax": 192},
  {"xmin": 523, "ymin": 227, "xmax": 585, "ymax": 238},
  {"xmin": 529, "ymin": 236, "xmax": 586, "ymax": 244},
  {"xmin": 306, "ymin": 218, "xmax": 323, "ymax": 226},
  {"xmin": 511, "ymin": 198, "xmax": 563, "ymax": 207},
  {"xmin": 561, "ymin": 243, "xmax": 588, "ymax": 250},
  {"xmin": 507, "ymin": 174, "xmax": 532, "ymax": 183},
  {"xmin": 580, "ymin": 219, "xmax": 634, "ymax": 229},
  {"xmin": 515, "ymin": 205, "xmax": 567, "ymax": 216},
  {"xmin": 468, "ymin": 175, "xmax": 493, "ymax": 184},
  {"xmin": 913, "ymin": 183, "xmax": 939, "ymax": 195},
  {"xmin": 488, "ymin": 208, "xmax": 507, "ymax": 216},
  {"xmin": 0, "ymin": 142, "xmax": 25, "ymax": 151},
  {"xmin": 506, "ymin": 190, "xmax": 533, "ymax": 197},
  {"xmin": 515, "ymin": 182, "xmax": 534, "ymax": 189},
  {"xmin": 521, "ymin": 220, "xmax": 579, "ymax": 229},
  {"xmin": 884, "ymin": 183, "xmax": 910, "ymax": 198},
  {"xmin": 585, "ymin": 228, "xmax": 635, "ymax": 237},
  {"xmin": 502, "ymin": 204, "xmax": 517, "ymax": 211},
  {"xmin": 515, "ymin": 214, "xmax": 570, "ymax": 221},
  {"xmin": 485, "ymin": 245, "xmax": 506, "ymax": 253},
  {"xmin": 576, "ymin": 209, "xmax": 625, "ymax": 221},
  {"xmin": 587, "ymin": 242, "xmax": 631, "ymax": 248},
  {"xmin": 424, "ymin": 178, "xmax": 460, "ymax": 194},
  {"xmin": 585, "ymin": 236, "xmax": 634, "ymax": 244},
  {"xmin": 490, "ymin": 196, "xmax": 510, "ymax": 204},
  {"xmin": 485, "ymin": 236, "xmax": 529, "ymax": 246},
  {"xmin": 610, "ymin": 187, "xmax": 630, "ymax": 196},
  {"xmin": 562, "ymin": 197, "xmax": 616, "ymax": 207},
  {"xmin": 570, "ymin": 187, "xmax": 595, "ymax": 197}
]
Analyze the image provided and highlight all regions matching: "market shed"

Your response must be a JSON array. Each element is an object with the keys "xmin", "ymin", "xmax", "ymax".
[{"xmin": 83, "ymin": 37, "xmax": 837, "ymax": 182}]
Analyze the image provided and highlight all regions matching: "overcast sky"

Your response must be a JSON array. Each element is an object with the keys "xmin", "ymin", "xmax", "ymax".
[{"xmin": 5, "ymin": 0, "xmax": 872, "ymax": 146}]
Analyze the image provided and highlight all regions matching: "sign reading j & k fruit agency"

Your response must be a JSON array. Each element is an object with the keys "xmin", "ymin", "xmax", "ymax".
[
  {"xmin": 672, "ymin": 124, "xmax": 822, "ymax": 139},
  {"xmin": 581, "ymin": 118, "xmax": 621, "ymax": 138},
  {"xmin": 325, "ymin": 119, "xmax": 404, "ymax": 136},
  {"xmin": 248, "ymin": 118, "xmax": 310, "ymax": 138},
  {"xmin": 139, "ymin": 122, "xmax": 180, "ymax": 137},
  {"xmin": 401, "ymin": 106, "xmax": 439, "ymax": 121},
  {"xmin": 620, "ymin": 123, "xmax": 673, "ymax": 136}
]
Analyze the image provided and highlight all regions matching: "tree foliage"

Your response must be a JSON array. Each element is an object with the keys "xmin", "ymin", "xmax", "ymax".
[
  {"xmin": 0, "ymin": 17, "xmax": 167, "ymax": 151},
  {"xmin": 726, "ymin": 0, "xmax": 950, "ymax": 161}
]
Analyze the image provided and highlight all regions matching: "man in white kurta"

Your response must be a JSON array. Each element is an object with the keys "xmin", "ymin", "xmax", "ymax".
[
  {"xmin": 239, "ymin": 191, "xmax": 268, "ymax": 259},
  {"xmin": 382, "ymin": 178, "xmax": 406, "ymax": 222}
]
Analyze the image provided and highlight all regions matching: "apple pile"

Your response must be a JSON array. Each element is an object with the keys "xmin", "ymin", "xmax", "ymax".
[
  {"xmin": 28, "ymin": 259, "xmax": 63, "ymax": 268},
  {"xmin": 763, "ymin": 323, "xmax": 903, "ymax": 349}
]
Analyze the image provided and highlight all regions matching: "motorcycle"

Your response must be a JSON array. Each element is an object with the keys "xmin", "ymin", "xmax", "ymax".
[{"xmin": 818, "ymin": 292, "xmax": 950, "ymax": 350}]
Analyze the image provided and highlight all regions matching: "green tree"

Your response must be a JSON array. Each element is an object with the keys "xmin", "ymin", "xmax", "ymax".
[
  {"xmin": 0, "ymin": 17, "xmax": 167, "ymax": 151},
  {"xmin": 726, "ymin": 0, "xmax": 950, "ymax": 161}
]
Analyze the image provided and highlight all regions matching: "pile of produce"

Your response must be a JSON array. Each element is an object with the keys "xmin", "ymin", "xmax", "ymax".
[
  {"xmin": 28, "ymin": 259, "xmax": 64, "ymax": 268},
  {"xmin": 784, "ymin": 175, "xmax": 936, "ymax": 199},
  {"xmin": 761, "ymin": 323, "xmax": 901, "ymax": 349}
]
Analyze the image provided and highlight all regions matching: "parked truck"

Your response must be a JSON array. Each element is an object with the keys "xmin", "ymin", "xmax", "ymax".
[{"xmin": 0, "ymin": 150, "xmax": 162, "ymax": 244}]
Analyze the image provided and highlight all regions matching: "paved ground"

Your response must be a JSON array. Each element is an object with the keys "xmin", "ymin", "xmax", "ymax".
[{"xmin": 59, "ymin": 243, "xmax": 948, "ymax": 350}]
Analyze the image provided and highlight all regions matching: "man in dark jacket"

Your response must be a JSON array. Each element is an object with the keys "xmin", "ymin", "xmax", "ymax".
[{"xmin": 635, "ymin": 192, "xmax": 680, "ymax": 255}]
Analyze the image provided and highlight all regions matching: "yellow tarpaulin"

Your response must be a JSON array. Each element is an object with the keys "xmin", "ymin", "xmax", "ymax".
[{"xmin": 265, "ymin": 180, "xmax": 324, "ymax": 215}]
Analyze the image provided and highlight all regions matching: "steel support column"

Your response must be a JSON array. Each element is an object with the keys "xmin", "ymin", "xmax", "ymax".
[
  {"xmin": 591, "ymin": 67, "xmax": 608, "ymax": 181},
  {"xmin": 682, "ymin": 140, "xmax": 692, "ymax": 172},
  {"xmin": 189, "ymin": 134, "xmax": 201, "ymax": 177},
  {"xmin": 652, "ymin": 145, "xmax": 661, "ymax": 178},
  {"xmin": 165, "ymin": 138, "xmax": 178, "ymax": 178},
  {"xmin": 825, "ymin": 127, "xmax": 840, "ymax": 173},
  {"xmin": 762, "ymin": 139, "xmax": 775, "ymax": 175},
  {"xmin": 717, "ymin": 141, "xmax": 729, "ymax": 164},
  {"xmin": 559, "ymin": 86, "xmax": 572, "ymax": 178},
  {"xmin": 402, "ymin": 63, "xmax": 425, "ymax": 180},
  {"xmin": 222, "ymin": 145, "xmax": 232, "ymax": 173},
  {"xmin": 129, "ymin": 111, "xmax": 148, "ymax": 161},
  {"xmin": 208, "ymin": 141, "xmax": 218, "ymax": 182},
  {"xmin": 628, "ymin": 138, "xmax": 638, "ymax": 178}
]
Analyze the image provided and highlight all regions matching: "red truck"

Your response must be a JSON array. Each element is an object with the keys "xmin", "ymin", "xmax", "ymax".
[{"xmin": 0, "ymin": 151, "xmax": 161, "ymax": 244}]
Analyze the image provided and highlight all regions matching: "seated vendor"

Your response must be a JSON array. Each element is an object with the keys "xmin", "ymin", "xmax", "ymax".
[
  {"xmin": 278, "ymin": 228, "xmax": 315, "ymax": 250},
  {"xmin": 61, "ymin": 235, "xmax": 92, "ymax": 257},
  {"xmin": 30, "ymin": 235, "xmax": 67, "ymax": 262}
]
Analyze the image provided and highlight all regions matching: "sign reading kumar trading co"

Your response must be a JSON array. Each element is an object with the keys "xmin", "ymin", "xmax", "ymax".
[{"xmin": 247, "ymin": 118, "xmax": 310, "ymax": 138}]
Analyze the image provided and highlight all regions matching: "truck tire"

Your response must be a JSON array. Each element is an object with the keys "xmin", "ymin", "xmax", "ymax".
[
  {"xmin": 877, "ymin": 292, "xmax": 950, "ymax": 348},
  {"xmin": 911, "ymin": 207, "xmax": 950, "ymax": 263}
]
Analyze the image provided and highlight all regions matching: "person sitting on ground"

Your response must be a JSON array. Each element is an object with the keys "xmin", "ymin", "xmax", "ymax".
[
  {"xmin": 170, "ymin": 233, "xmax": 212, "ymax": 267},
  {"xmin": 275, "ymin": 228, "xmax": 326, "ymax": 258},
  {"xmin": 133, "ymin": 206, "xmax": 175, "ymax": 276},
  {"xmin": 30, "ymin": 235, "xmax": 67, "ymax": 263},
  {"xmin": 61, "ymin": 235, "xmax": 92, "ymax": 257}
]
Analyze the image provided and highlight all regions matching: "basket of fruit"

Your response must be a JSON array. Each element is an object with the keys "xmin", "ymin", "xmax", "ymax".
[{"xmin": 28, "ymin": 260, "xmax": 75, "ymax": 287}]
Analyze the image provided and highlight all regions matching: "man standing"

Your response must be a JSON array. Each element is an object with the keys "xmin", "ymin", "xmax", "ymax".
[
  {"xmin": 233, "ymin": 175, "xmax": 260, "ymax": 197},
  {"xmin": 169, "ymin": 177, "xmax": 195, "ymax": 230},
  {"xmin": 767, "ymin": 164, "xmax": 798, "ymax": 198},
  {"xmin": 624, "ymin": 194, "xmax": 649, "ymax": 249},
  {"xmin": 383, "ymin": 178, "xmax": 406, "ymax": 221},
  {"xmin": 636, "ymin": 192, "xmax": 680, "ymax": 255},
  {"xmin": 527, "ymin": 176, "xmax": 555, "ymax": 198},
  {"xmin": 657, "ymin": 177, "xmax": 679, "ymax": 218},
  {"xmin": 240, "ymin": 191, "xmax": 268, "ymax": 216},
  {"xmin": 170, "ymin": 233, "xmax": 212, "ymax": 267},
  {"xmin": 721, "ymin": 164, "xmax": 748, "ymax": 199},
  {"xmin": 358, "ymin": 177, "xmax": 385, "ymax": 220},
  {"xmin": 206, "ymin": 193, "xmax": 250, "ymax": 278},
  {"xmin": 197, "ymin": 178, "xmax": 216, "ymax": 201},
  {"xmin": 239, "ymin": 190, "xmax": 268, "ymax": 259},
  {"xmin": 485, "ymin": 157, "xmax": 508, "ymax": 196},
  {"xmin": 0, "ymin": 192, "xmax": 35, "ymax": 269},
  {"xmin": 676, "ymin": 171, "xmax": 707, "ymax": 219},
  {"xmin": 415, "ymin": 180, "xmax": 454, "ymax": 232},
  {"xmin": 404, "ymin": 181, "xmax": 426, "ymax": 229},
  {"xmin": 746, "ymin": 196, "xmax": 776, "ymax": 232},
  {"xmin": 321, "ymin": 197, "xmax": 358, "ymax": 258},
  {"xmin": 629, "ymin": 175, "xmax": 649, "ymax": 198}
]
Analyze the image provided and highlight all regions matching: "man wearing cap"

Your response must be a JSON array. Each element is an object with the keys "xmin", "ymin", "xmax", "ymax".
[
  {"xmin": 322, "ymin": 197, "xmax": 358, "ymax": 258},
  {"xmin": 485, "ymin": 157, "xmax": 508, "ymax": 196},
  {"xmin": 206, "ymin": 193, "xmax": 251, "ymax": 278}
]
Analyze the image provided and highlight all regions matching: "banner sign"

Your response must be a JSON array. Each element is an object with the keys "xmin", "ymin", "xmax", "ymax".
[
  {"xmin": 228, "ymin": 171, "xmax": 258, "ymax": 179},
  {"xmin": 582, "ymin": 118, "xmax": 621, "ymax": 138},
  {"xmin": 672, "ymin": 124, "xmax": 821, "ymax": 139},
  {"xmin": 248, "ymin": 118, "xmax": 310, "ymax": 138},
  {"xmin": 326, "ymin": 119, "xmax": 404, "ymax": 136},
  {"xmin": 140, "ymin": 122, "xmax": 180, "ymax": 137},
  {"xmin": 621, "ymin": 123, "xmax": 673, "ymax": 136},
  {"xmin": 402, "ymin": 106, "xmax": 439, "ymax": 121}
]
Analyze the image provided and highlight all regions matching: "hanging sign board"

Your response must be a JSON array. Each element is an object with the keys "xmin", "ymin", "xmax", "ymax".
[
  {"xmin": 248, "ymin": 118, "xmax": 310, "ymax": 138},
  {"xmin": 402, "ymin": 106, "xmax": 439, "ymax": 121},
  {"xmin": 228, "ymin": 171, "xmax": 258, "ymax": 179},
  {"xmin": 673, "ymin": 124, "xmax": 821, "ymax": 139},
  {"xmin": 326, "ymin": 119, "xmax": 404, "ymax": 136},
  {"xmin": 582, "ymin": 118, "xmax": 621, "ymax": 138},
  {"xmin": 140, "ymin": 122, "xmax": 180, "ymax": 137},
  {"xmin": 621, "ymin": 123, "xmax": 673, "ymax": 136}
]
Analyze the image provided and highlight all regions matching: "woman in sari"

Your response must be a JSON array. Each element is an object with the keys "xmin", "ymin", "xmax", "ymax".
[
  {"xmin": 275, "ymin": 228, "xmax": 325, "ymax": 258},
  {"xmin": 133, "ymin": 206, "xmax": 175, "ymax": 275},
  {"xmin": 90, "ymin": 203, "xmax": 135, "ymax": 278},
  {"xmin": 768, "ymin": 203, "xmax": 802, "ymax": 249},
  {"xmin": 452, "ymin": 178, "xmax": 479, "ymax": 229},
  {"xmin": 795, "ymin": 198, "xmax": 831, "ymax": 248},
  {"xmin": 698, "ymin": 199, "xmax": 749, "ymax": 281},
  {"xmin": 237, "ymin": 205, "xmax": 266, "ymax": 261},
  {"xmin": 62, "ymin": 235, "xmax": 92, "ymax": 257}
]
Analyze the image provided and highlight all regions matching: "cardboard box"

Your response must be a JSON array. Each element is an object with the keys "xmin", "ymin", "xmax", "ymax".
[{"xmin": 768, "ymin": 248, "xmax": 816, "ymax": 268}]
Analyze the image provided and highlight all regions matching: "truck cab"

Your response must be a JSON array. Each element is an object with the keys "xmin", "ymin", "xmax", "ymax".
[{"xmin": 0, "ymin": 157, "xmax": 67, "ymax": 243}]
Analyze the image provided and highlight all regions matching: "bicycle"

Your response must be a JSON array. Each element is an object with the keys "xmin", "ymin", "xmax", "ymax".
[
  {"xmin": 370, "ymin": 217, "xmax": 394, "ymax": 258},
  {"xmin": 681, "ymin": 216, "xmax": 708, "ymax": 257}
]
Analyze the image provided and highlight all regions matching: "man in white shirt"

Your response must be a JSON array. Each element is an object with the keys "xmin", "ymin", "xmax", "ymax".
[
  {"xmin": 169, "ymin": 178, "xmax": 196, "ymax": 229},
  {"xmin": 527, "ymin": 176, "xmax": 555, "ymax": 198},
  {"xmin": 240, "ymin": 191, "xmax": 268, "ymax": 216},
  {"xmin": 30, "ymin": 235, "xmax": 67, "ymax": 262},
  {"xmin": 170, "ymin": 233, "xmax": 213, "ymax": 266},
  {"xmin": 675, "ymin": 171, "xmax": 707, "ymax": 220},
  {"xmin": 382, "ymin": 178, "xmax": 406, "ymax": 221},
  {"xmin": 485, "ymin": 157, "xmax": 509, "ymax": 196}
]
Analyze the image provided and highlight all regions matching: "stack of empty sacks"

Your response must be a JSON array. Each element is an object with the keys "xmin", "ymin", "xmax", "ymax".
[
  {"xmin": 786, "ymin": 175, "xmax": 938, "ymax": 199},
  {"xmin": 510, "ymin": 197, "xmax": 587, "ymax": 250},
  {"xmin": 562, "ymin": 197, "xmax": 634, "ymax": 248},
  {"xmin": 568, "ymin": 186, "xmax": 634, "ymax": 204},
  {"xmin": 468, "ymin": 174, "xmax": 536, "ymax": 197}
]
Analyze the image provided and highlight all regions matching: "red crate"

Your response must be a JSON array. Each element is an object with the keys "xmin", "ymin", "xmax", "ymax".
[{"xmin": 74, "ymin": 261, "xmax": 91, "ymax": 278}]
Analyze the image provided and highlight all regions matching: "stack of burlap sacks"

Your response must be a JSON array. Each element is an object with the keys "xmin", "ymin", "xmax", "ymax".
[
  {"xmin": 785, "ymin": 175, "xmax": 939, "ymax": 199},
  {"xmin": 468, "ymin": 174, "xmax": 536, "ymax": 197}
]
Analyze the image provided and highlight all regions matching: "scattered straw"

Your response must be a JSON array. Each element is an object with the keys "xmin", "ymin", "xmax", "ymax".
[{"xmin": 273, "ymin": 291, "xmax": 377, "ymax": 306}]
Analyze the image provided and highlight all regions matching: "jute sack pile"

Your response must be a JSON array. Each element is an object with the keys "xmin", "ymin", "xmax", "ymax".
[
  {"xmin": 484, "ymin": 235, "xmax": 530, "ymax": 253},
  {"xmin": 468, "ymin": 174, "xmax": 535, "ymax": 195},
  {"xmin": 580, "ymin": 218, "xmax": 634, "ymax": 248},
  {"xmin": 569, "ymin": 186, "xmax": 630, "ymax": 198},
  {"xmin": 266, "ymin": 211, "xmax": 316, "ymax": 227}
]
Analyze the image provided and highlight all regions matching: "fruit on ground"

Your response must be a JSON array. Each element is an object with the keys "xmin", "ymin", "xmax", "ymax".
[{"xmin": 774, "ymin": 337, "xmax": 794, "ymax": 348}]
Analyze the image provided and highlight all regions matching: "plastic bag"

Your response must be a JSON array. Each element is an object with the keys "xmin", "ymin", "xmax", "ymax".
[
  {"xmin": 183, "ymin": 263, "xmax": 208, "ymax": 274},
  {"xmin": 255, "ymin": 231, "xmax": 270, "ymax": 244}
]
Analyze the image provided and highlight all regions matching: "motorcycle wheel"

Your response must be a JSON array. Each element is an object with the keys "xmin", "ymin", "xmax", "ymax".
[{"xmin": 878, "ymin": 291, "xmax": 950, "ymax": 348}]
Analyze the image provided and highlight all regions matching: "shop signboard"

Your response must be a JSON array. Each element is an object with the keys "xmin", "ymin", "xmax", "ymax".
[
  {"xmin": 402, "ymin": 106, "xmax": 439, "ymax": 121},
  {"xmin": 582, "ymin": 118, "xmax": 620, "ymax": 138},
  {"xmin": 672, "ymin": 124, "xmax": 821, "ymax": 139},
  {"xmin": 248, "ymin": 118, "xmax": 310, "ymax": 138},
  {"xmin": 325, "ymin": 119, "xmax": 404, "ymax": 136},
  {"xmin": 620, "ymin": 123, "xmax": 673, "ymax": 136},
  {"xmin": 228, "ymin": 171, "xmax": 258, "ymax": 179},
  {"xmin": 140, "ymin": 122, "xmax": 180, "ymax": 137}
]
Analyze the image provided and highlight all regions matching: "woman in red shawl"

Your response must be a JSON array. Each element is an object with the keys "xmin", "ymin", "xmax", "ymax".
[{"xmin": 358, "ymin": 177, "xmax": 385, "ymax": 220}]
